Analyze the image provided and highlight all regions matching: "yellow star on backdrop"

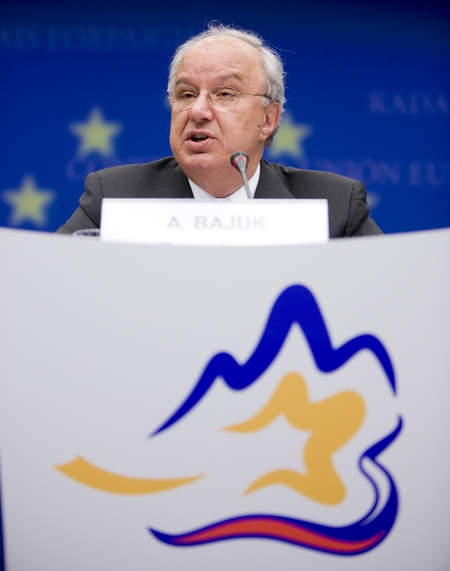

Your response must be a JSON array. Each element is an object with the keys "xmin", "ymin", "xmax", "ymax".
[
  {"xmin": 69, "ymin": 107, "xmax": 123, "ymax": 156},
  {"xmin": 2, "ymin": 175, "xmax": 55, "ymax": 227},
  {"xmin": 269, "ymin": 113, "xmax": 312, "ymax": 159}
]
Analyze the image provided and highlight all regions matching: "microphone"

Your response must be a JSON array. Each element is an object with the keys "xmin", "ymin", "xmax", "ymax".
[{"xmin": 230, "ymin": 151, "xmax": 252, "ymax": 199}]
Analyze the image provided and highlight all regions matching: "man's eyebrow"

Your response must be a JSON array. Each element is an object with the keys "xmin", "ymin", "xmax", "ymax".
[
  {"xmin": 174, "ymin": 78, "xmax": 194, "ymax": 87},
  {"xmin": 174, "ymin": 72, "xmax": 246, "ymax": 87},
  {"xmin": 218, "ymin": 73, "xmax": 245, "ymax": 84}
]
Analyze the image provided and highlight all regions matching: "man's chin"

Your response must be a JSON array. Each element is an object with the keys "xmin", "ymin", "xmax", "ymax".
[{"xmin": 177, "ymin": 152, "xmax": 223, "ymax": 174}]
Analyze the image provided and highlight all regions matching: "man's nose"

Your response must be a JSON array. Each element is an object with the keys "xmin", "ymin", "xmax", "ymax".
[{"xmin": 188, "ymin": 91, "xmax": 214, "ymax": 122}]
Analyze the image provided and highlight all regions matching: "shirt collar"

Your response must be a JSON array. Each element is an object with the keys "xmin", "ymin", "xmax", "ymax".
[{"xmin": 188, "ymin": 163, "xmax": 260, "ymax": 200}]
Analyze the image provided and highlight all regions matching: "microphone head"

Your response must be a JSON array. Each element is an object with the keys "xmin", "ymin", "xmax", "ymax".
[{"xmin": 230, "ymin": 151, "xmax": 249, "ymax": 174}]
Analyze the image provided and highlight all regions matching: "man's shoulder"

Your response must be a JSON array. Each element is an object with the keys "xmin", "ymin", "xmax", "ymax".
[
  {"xmin": 86, "ymin": 156, "xmax": 181, "ymax": 198},
  {"xmin": 263, "ymin": 160, "xmax": 358, "ymax": 198},
  {"xmin": 262, "ymin": 160, "xmax": 383, "ymax": 236},
  {"xmin": 92, "ymin": 156, "xmax": 178, "ymax": 182}
]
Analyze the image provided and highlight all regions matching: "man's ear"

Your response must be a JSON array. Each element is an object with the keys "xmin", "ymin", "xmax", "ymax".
[{"xmin": 260, "ymin": 102, "xmax": 281, "ymax": 143}]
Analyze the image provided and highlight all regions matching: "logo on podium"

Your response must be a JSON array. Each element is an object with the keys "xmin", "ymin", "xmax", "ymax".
[{"xmin": 57, "ymin": 284, "xmax": 401, "ymax": 556}]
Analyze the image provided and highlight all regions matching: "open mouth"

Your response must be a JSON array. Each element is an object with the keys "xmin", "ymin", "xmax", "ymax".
[{"xmin": 190, "ymin": 134, "xmax": 209, "ymax": 142}]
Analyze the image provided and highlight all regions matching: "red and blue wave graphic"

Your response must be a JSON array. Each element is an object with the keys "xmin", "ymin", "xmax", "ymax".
[
  {"xmin": 150, "ymin": 419, "xmax": 402, "ymax": 554},
  {"xmin": 149, "ymin": 284, "xmax": 400, "ymax": 554}
]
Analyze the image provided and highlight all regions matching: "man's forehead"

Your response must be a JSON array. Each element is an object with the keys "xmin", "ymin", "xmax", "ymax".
[
  {"xmin": 184, "ymin": 37, "xmax": 261, "ymax": 64},
  {"xmin": 177, "ymin": 37, "xmax": 264, "ymax": 82}
]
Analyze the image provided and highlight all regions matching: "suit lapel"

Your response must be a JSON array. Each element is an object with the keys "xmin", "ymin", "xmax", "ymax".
[{"xmin": 254, "ymin": 160, "xmax": 295, "ymax": 199}]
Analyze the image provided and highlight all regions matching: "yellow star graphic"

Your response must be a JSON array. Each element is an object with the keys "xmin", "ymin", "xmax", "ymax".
[
  {"xmin": 69, "ymin": 107, "xmax": 123, "ymax": 156},
  {"xmin": 269, "ymin": 113, "xmax": 312, "ymax": 159},
  {"xmin": 225, "ymin": 372, "xmax": 365, "ymax": 505},
  {"xmin": 2, "ymin": 175, "xmax": 55, "ymax": 227}
]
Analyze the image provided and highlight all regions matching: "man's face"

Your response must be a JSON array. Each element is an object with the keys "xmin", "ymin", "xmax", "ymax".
[{"xmin": 169, "ymin": 36, "xmax": 280, "ymax": 197}]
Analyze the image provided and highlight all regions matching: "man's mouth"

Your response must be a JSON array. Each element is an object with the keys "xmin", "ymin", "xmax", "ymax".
[
  {"xmin": 190, "ymin": 133, "xmax": 210, "ymax": 142},
  {"xmin": 186, "ymin": 132, "xmax": 214, "ymax": 151}
]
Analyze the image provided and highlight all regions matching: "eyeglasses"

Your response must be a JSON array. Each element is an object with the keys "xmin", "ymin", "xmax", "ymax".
[{"xmin": 169, "ymin": 84, "xmax": 272, "ymax": 109}]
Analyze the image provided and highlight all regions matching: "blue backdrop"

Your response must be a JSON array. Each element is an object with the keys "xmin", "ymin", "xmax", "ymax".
[{"xmin": 1, "ymin": 0, "xmax": 449, "ymax": 235}]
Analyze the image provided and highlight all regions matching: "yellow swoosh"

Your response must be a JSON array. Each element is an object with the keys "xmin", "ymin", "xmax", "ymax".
[{"xmin": 55, "ymin": 456, "xmax": 203, "ymax": 494}]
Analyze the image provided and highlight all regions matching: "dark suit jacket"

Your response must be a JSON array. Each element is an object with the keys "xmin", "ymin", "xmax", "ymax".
[{"xmin": 57, "ymin": 157, "xmax": 382, "ymax": 237}]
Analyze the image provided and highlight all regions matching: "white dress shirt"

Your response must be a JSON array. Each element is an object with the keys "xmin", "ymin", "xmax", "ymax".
[{"xmin": 188, "ymin": 164, "xmax": 260, "ymax": 200}]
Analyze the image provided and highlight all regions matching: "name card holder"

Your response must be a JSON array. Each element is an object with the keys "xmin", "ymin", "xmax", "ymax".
[{"xmin": 100, "ymin": 199, "xmax": 329, "ymax": 246}]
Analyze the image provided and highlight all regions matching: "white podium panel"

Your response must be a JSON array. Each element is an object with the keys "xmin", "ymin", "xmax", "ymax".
[{"xmin": 0, "ymin": 228, "xmax": 449, "ymax": 571}]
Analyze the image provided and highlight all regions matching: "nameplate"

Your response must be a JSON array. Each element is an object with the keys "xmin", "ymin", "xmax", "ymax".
[{"xmin": 100, "ymin": 199, "xmax": 329, "ymax": 246}]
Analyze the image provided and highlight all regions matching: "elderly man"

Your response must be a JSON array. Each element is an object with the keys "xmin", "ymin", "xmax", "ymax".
[{"xmin": 57, "ymin": 23, "xmax": 382, "ymax": 236}]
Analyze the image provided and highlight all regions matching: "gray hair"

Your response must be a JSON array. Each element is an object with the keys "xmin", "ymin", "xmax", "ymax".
[{"xmin": 168, "ymin": 23, "xmax": 285, "ymax": 146}]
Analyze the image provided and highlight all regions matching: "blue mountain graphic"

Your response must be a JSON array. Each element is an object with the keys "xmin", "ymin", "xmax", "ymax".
[{"xmin": 152, "ymin": 284, "xmax": 395, "ymax": 436}]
